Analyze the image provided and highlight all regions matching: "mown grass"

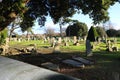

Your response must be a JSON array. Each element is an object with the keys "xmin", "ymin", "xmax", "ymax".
[
  {"xmin": 8, "ymin": 38, "xmax": 120, "ymax": 80},
  {"xmin": 9, "ymin": 40, "xmax": 50, "ymax": 48}
]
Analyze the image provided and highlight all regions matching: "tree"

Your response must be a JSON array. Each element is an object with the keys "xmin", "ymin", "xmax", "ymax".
[
  {"xmin": 116, "ymin": 30, "xmax": 120, "ymax": 37},
  {"xmin": 106, "ymin": 29, "xmax": 117, "ymax": 37},
  {"xmin": 0, "ymin": 0, "xmax": 119, "ymax": 31},
  {"xmin": 44, "ymin": 28, "xmax": 55, "ymax": 37},
  {"xmin": 8, "ymin": 16, "xmax": 22, "ymax": 40},
  {"xmin": 66, "ymin": 21, "xmax": 88, "ymax": 38},
  {"xmin": 0, "ymin": 0, "xmax": 29, "ymax": 31},
  {"xmin": 87, "ymin": 26, "xmax": 99, "ymax": 42},
  {"xmin": 103, "ymin": 20, "xmax": 115, "ymax": 30},
  {"xmin": 95, "ymin": 26, "xmax": 107, "ymax": 38},
  {"xmin": 86, "ymin": 26, "xmax": 99, "ymax": 56}
]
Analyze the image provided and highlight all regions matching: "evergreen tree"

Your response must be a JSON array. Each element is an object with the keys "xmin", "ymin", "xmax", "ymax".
[
  {"xmin": 66, "ymin": 21, "xmax": 88, "ymax": 38},
  {"xmin": 87, "ymin": 26, "xmax": 99, "ymax": 42}
]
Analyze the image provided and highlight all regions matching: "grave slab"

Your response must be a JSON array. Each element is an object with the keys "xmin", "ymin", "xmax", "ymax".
[
  {"xmin": 62, "ymin": 59, "xmax": 85, "ymax": 68},
  {"xmin": 73, "ymin": 57, "xmax": 94, "ymax": 65},
  {"xmin": 41, "ymin": 62, "xmax": 59, "ymax": 71},
  {"xmin": 0, "ymin": 56, "xmax": 81, "ymax": 80}
]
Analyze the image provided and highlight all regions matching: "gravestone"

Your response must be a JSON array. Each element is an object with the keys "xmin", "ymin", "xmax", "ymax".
[
  {"xmin": 73, "ymin": 36, "xmax": 77, "ymax": 44},
  {"xmin": 44, "ymin": 37, "xmax": 47, "ymax": 43},
  {"xmin": 86, "ymin": 40, "xmax": 93, "ymax": 56},
  {"xmin": 64, "ymin": 42, "xmax": 69, "ymax": 46},
  {"xmin": 106, "ymin": 40, "xmax": 113, "ymax": 52},
  {"xmin": 74, "ymin": 41, "xmax": 80, "ymax": 46},
  {"xmin": 0, "ymin": 56, "xmax": 81, "ymax": 80},
  {"xmin": 41, "ymin": 62, "xmax": 59, "ymax": 71},
  {"xmin": 0, "ymin": 38, "xmax": 9, "ymax": 55},
  {"xmin": 18, "ymin": 38, "xmax": 21, "ymax": 42},
  {"xmin": 62, "ymin": 59, "xmax": 85, "ymax": 68},
  {"xmin": 73, "ymin": 57, "xmax": 94, "ymax": 65},
  {"xmin": 51, "ymin": 37, "xmax": 56, "ymax": 47},
  {"xmin": 64, "ymin": 37, "xmax": 69, "ymax": 46},
  {"xmin": 53, "ymin": 42, "xmax": 61, "ymax": 53},
  {"xmin": 58, "ymin": 37, "xmax": 62, "ymax": 44},
  {"xmin": 47, "ymin": 37, "xmax": 50, "ymax": 43},
  {"xmin": 13, "ymin": 38, "xmax": 17, "ymax": 41}
]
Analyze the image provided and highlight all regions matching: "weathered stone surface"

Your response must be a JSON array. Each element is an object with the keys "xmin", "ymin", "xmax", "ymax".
[
  {"xmin": 51, "ymin": 37, "xmax": 56, "ymax": 47},
  {"xmin": 73, "ymin": 36, "xmax": 77, "ymax": 44},
  {"xmin": 41, "ymin": 62, "xmax": 59, "ymax": 71},
  {"xmin": 86, "ymin": 40, "xmax": 93, "ymax": 56},
  {"xmin": 73, "ymin": 57, "xmax": 94, "ymax": 65},
  {"xmin": 112, "ymin": 72, "xmax": 120, "ymax": 80},
  {"xmin": 0, "ymin": 56, "xmax": 81, "ymax": 80},
  {"xmin": 58, "ymin": 37, "xmax": 62, "ymax": 44},
  {"xmin": 62, "ymin": 59, "xmax": 85, "ymax": 68},
  {"xmin": 53, "ymin": 43, "xmax": 61, "ymax": 53}
]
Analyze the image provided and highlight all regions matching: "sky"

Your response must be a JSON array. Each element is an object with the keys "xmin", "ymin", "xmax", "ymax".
[{"xmin": 15, "ymin": 2, "xmax": 120, "ymax": 34}]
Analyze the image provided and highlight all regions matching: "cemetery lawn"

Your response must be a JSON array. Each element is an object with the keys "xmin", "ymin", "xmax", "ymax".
[{"xmin": 5, "ymin": 40, "xmax": 120, "ymax": 80}]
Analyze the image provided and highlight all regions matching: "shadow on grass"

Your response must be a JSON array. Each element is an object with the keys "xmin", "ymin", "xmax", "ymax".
[{"xmin": 4, "ymin": 50, "xmax": 120, "ymax": 80}]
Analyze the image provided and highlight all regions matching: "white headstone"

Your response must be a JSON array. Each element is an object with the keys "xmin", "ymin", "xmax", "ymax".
[{"xmin": 58, "ymin": 37, "xmax": 62, "ymax": 44}]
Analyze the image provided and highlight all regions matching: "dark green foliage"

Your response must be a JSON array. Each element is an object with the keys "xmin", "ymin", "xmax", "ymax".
[
  {"xmin": 87, "ymin": 26, "xmax": 99, "ymax": 42},
  {"xmin": 0, "ymin": 0, "xmax": 28, "ymax": 31},
  {"xmin": 95, "ymin": 26, "xmax": 107, "ymax": 38},
  {"xmin": 0, "ymin": 0, "xmax": 119, "ymax": 31},
  {"xmin": 20, "ymin": 13, "xmax": 35, "ymax": 32},
  {"xmin": 66, "ymin": 21, "xmax": 88, "ymax": 37},
  {"xmin": 0, "ymin": 28, "xmax": 8, "ymax": 45},
  {"xmin": 106, "ymin": 29, "xmax": 117, "ymax": 37},
  {"xmin": 116, "ymin": 30, "xmax": 120, "ymax": 37}
]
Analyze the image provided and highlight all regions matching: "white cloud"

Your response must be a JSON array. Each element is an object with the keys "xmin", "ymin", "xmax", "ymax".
[{"xmin": 45, "ymin": 21, "xmax": 56, "ymax": 28}]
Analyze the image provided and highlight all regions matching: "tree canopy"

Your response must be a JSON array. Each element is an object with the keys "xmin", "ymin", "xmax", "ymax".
[
  {"xmin": 66, "ymin": 21, "xmax": 88, "ymax": 38},
  {"xmin": 0, "ymin": 0, "xmax": 120, "ymax": 31},
  {"xmin": 106, "ymin": 29, "xmax": 117, "ymax": 37},
  {"xmin": 95, "ymin": 26, "xmax": 107, "ymax": 38}
]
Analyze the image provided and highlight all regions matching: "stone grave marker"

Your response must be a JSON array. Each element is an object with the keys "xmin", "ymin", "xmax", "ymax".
[
  {"xmin": 73, "ymin": 57, "xmax": 94, "ymax": 65},
  {"xmin": 0, "ymin": 56, "xmax": 81, "ymax": 80},
  {"xmin": 41, "ymin": 62, "xmax": 59, "ymax": 71},
  {"xmin": 58, "ymin": 37, "xmax": 62, "ymax": 44},
  {"xmin": 62, "ymin": 59, "xmax": 85, "ymax": 68},
  {"xmin": 63, "ymin": 37, "xmax": 69, "ymax": 46},
  {"xmin": 51, "ymin": 37, "xmax": 56, "ymax": 47},
  {"xmin": 86, "ymin": 40, "xmax": 93, "ymax": 56},
  {"xmin": 73, "ymin": 36, "xmax": 77, "ymax": 44},
  {"xmin": 53, "ymin": 42, "xmax": 61, "ymax": 53}
]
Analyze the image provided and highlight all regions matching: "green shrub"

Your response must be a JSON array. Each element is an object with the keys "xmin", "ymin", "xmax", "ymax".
[{"xmin": 0, "ymin": 28, "xmax": 8, "ymax": 45}]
